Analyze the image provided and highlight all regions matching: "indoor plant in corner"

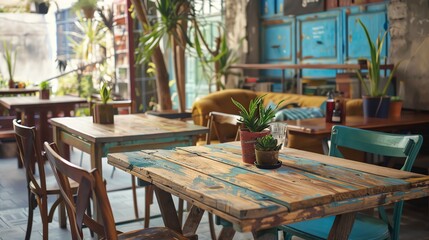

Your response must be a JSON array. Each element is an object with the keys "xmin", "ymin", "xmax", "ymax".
[
  {"xmin": 255, "ymin": 134, "xmax": 282, "ymax": 169},
  {"xmin": 93, "ymin": 82, "xmax": 114, "ymax": 124},
  {"xmin": 39, "ymin": 80, "xmax": 50, "ymax": 99},
  {"xmin": 232, "ymin": 95, "xmax": 282, "ymax": 164},
  {"xmin": 356, "ymin": 19, "xmax": 400, "ymax": 118}
]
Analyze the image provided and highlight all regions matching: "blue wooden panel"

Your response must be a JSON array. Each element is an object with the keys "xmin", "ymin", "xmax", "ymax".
[
  {"xmin": 261, "ymin": 0, "xmax": 276, "ymax": 17},
  {"xmin": 262, "ymin": 19, "xmax": 295, "ymax": 62},
  {"xmin": 297, "ymin": 10, "xmax": 343, "ymax": 78},
  {"xmin": 277, "ymin": 0, "xmax": 284, "ymax": 15},
  {"xmin": 344, "ymin": 3, "xmax": 388, "ymax": 64}
]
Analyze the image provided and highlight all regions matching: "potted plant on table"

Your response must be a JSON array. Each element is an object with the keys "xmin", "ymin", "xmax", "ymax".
[
  {"xmin": 232, "ymin": 95, "xmax": 282, "ymax": 164},
  {"xmin": 72, "ymin": 0, "xmax": 98, "ymax": 19},
  {"xmin": 355, "ymin": 19, "xmax": 400, "ymax": 118},
  {"xmin": 93, "ymin": 82, "xmax": 114, "ymax": 124},
  {"xmin": 389, "ymin": 96, "xmax": 403, "ymax": 118},
  {"xmin": 39, "ymin": 80, "xmax": 50, "ymax": 99},
  {"xmin": 2, "ymin": 42, "xmax": 16, "ymax": 89},
  {"xmin": 255, "ymin": 134, "xmax": 282, "ymax": 169}
]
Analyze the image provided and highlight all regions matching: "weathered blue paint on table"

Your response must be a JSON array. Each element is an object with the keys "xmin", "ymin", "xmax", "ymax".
[
  {"xmin": 107, "ymin": 142, "xmax": 429, "ymax": 240},
  {"xmin": 49, "ymin": 114, "xmax": 208, "ymax": 230}
]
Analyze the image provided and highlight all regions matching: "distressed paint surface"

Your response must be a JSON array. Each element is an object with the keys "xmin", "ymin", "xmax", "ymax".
[{"xmin": 107, "ymin": 141, "xmax": 429, "ymax": 233}]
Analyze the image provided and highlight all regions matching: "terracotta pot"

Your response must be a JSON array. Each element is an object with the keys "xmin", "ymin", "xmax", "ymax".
[
  {"xmin": 8, "ymin": 79, "xmax": 14, "ymax": 89},
  {"xmin": 362, "ymin": 96, "xmax": 390, "ymax": 118},
  {"xmin": 82, "ymin": 7, "xmax": 95, "ymax": 19},
  {"xmin": 255, "ymin": 150, "xmax": 279, "ymax": 166},
  {"xmin": 39, "ymin": 89, "xmax": 50, "ymax": 100},
  {"xmin": 389, "ymin": 101, "xmax": 403, "ymax": 118},
  {"xmin": 239, "ymin": 129, "xmax": 270, "ymax": 164},
  {"xmin": 93, "ymin": 104, "xmax": 114, "ymax": 124}
]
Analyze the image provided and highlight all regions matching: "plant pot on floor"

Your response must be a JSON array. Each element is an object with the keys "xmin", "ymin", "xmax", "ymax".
[
  {"xmin": 39, "ymin": 89, "xmax": 50, "ymax": 100},
  {"xmin": 93, "ymin": 103, "xmax": 114, "ymax": 124},
  {"xmin": 362, "ymin": 96, "xmax": 390, "ymax": 118},
  {"xmin": 239, "ymin": 129, "xmax": 270, "ymax": 164}
]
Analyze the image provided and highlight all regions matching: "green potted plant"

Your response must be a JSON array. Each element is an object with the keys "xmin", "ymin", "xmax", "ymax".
[
  {"xmin": 355, "ymin": 19, "xmax": 400, "ymax": 118},
  {"xmin": 232, "ymin": 95, "xmax": 282, "ymax": 164},
  {"xmin": 72, "ymin": 0, "xmax": 98, "ymax": 19},
  {"xmin": 93, "ymin": 81, "xmax": 114, "ymax": 124},
  {"xmin": 255, "ymin": 134, "xmax": 282, "ymax": 168},
  {"xmin": 2, "ymin": 42, "xmax": 16, "ymax": 89},
  {"xmin": 39, "ymin": 80, "xmax": 50, "ymax": 99}
]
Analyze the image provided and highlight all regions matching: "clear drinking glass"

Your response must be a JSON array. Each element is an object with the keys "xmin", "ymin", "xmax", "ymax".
[{"xmin": 269, "ymin": 122, "xmax": 287, "ymax": 148}]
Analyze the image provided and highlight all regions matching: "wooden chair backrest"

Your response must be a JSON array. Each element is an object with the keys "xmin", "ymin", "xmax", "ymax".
[
  {"xmin": 13, "ymin": 119, "xmax": 46, "ymax": 194},
  {"xmin": 206, "ymin": 111, "xmax": 241, "ymax": 144},
  {"xmin": 329, "ymin": 125, "xmax": 423, "ymax": 240},
  {"xmin": 44, "ymin": 142, "xmax": 118, "ymax": 240}
]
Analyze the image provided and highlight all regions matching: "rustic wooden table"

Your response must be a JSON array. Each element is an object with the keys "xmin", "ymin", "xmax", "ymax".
[
  {"xmin": 0, "ymin": 95, "xmax": 87, "ymax": 167},
  {"xmin": 108, "ymin": 142, "xmax": 429, "ymax": 240},
  {"xmin": 286, "ymin": 111, "xmax": 429, "ymax": 154},
  {"xmin": 50, "ymin": 113, "xmax": 208, "ymax": 229}
]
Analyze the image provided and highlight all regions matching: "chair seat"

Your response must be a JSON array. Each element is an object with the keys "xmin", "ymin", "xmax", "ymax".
[
  {"xmin": 30, "ymin": 175, "xmax": 79, "ymax": 195},
  {"xmin": 282, "ymin": 213, "xmax": 389, "ymax": 240}
]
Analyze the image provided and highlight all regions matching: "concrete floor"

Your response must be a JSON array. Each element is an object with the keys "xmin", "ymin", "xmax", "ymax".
[{"xmin": 1, "ymin": 145, "xmax": 429, "ymax": 240}]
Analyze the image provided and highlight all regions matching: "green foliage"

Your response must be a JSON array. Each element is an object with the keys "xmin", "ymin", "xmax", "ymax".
[
  {"xmin": 232, "ymin": 95, "xmax": 283, "ymax": 132},
  {"xmin": 68, "ymin": 12, "xmax": 107, "ymax": 62},
  {"xmin": 99, "ymin": 81, "xmax": 111, "ymax": 104},
  {"xmin": 2, "ymin": 42, "xmax": 16, "ymax": 81},
  {"xmin": 136, "ymin": 0, "xmax": 192, "ymax": 65},
  {"xmin": 72, "ymin": 0, "xmax": 98, "ymax": 11},
  {"xmin": 356, "ymin": 19, "xmax": 400, "ymax": 97},
  {"xmin": 391, "ymin": 96, "xmax": 402, "ymax": 102},
  {"xmin": 255, "ymin": 135, "xmax": 282, "ymax": 151},
  {"xmin": 39, "ymin": 80, "xmax": 50, "ymax": 90}
]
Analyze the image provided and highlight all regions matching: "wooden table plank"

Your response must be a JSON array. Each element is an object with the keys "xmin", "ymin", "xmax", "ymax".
[
  {"xmin": 107, "ymin": 151, "xmax": 289, "ymax": 219},
  {"xmin": 107, "ymin": 143, "xmax": 429, "ymax": 233},
  {"xmin": 156, "ymin": 145, "xmax": 418, "ymax": 210}
]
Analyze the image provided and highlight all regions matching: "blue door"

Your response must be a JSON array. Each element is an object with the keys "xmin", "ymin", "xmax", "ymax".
[
  {"xmin": 261, "ymin": 18, "xmax": 296, "ymax": 80},
  {"xmin": 344, "ymin": 3, "xmax": 388, "ymax": 64},
  {"xmin": 296, "ymin": 10, "xmax": 343, "ymax": 78}
]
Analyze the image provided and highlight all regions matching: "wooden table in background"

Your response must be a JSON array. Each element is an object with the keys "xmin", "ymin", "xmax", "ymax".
[
  {"xmin": 108, "ymin": 142, "xmax": 429, "ymax": 239},
  {"xmin": 50, "ymin": 114, "xmax": 208, "ymax": 228},
  {"xmin": 0, "ymin": 95, "xmax": 87, "ymax": 168},
  {"xmin": 286, "ymin": 111, "xmax": 429, "ymax": 154},
  {"xmin": 0, "ymin": 88, "xmax": 39, "ymax": 96}
]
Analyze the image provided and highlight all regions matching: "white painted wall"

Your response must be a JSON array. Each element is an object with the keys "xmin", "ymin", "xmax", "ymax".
[{"xmin": 0, "ymin": 13, "xmax": 57, "ymax": 86}]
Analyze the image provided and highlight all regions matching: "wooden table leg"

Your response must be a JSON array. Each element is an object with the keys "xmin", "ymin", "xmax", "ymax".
[
  {"xmin": 182, "ymin": 205, "xmax": 205, "ymax": 236},
  {"xmin": 252, "ymin": 228, "xmax": 278, "ymax": 240},
  {"xmin": 327, "ymin": 212, "xmax": 356, "ymax": 240},
  {"xmin": 91, "ymin": 143, "xmax": 104, "ymax": 231},
  {"xmin": 51, "ymin": 125, "xmax": 67, "ymax": 228},
  {"xmin": 153, "ymin": 186, "xmax": 183, "ymax": 234},
  {"xmin": 218, "ymin": 226, "xmax": 236, "ymax": 240}
]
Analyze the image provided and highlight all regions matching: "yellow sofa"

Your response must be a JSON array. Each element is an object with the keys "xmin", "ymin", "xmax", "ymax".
[{"xmin": 191, "ymin": 89, "xmax": 363, "ymax": 154}]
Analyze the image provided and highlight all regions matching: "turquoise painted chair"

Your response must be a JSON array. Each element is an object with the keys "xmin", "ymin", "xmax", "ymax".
[{"xmin": 281, "ymin": 125, "xmax": 423, "ymax": 240}]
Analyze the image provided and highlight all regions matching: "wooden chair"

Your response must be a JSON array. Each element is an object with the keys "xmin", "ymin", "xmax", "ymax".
[
  {"xmin": 281, "ymin": 125, "xmax": 423, "ymax": 240},
  {"xmin": 13, "ymin": 119, "xmax": 79, "ymax": 240},
  {"xmin": 43, "ymin": 142, "xmax": 189, "ymax": 240},
  {"xmin": 205, "ymin": 111, "xmax": 241, "ymax": 240}
]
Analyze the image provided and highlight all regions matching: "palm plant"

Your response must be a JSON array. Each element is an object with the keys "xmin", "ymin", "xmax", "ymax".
[{"xmin": 356, "ymin": 19, "xmax": 400, "ymax": 97}]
